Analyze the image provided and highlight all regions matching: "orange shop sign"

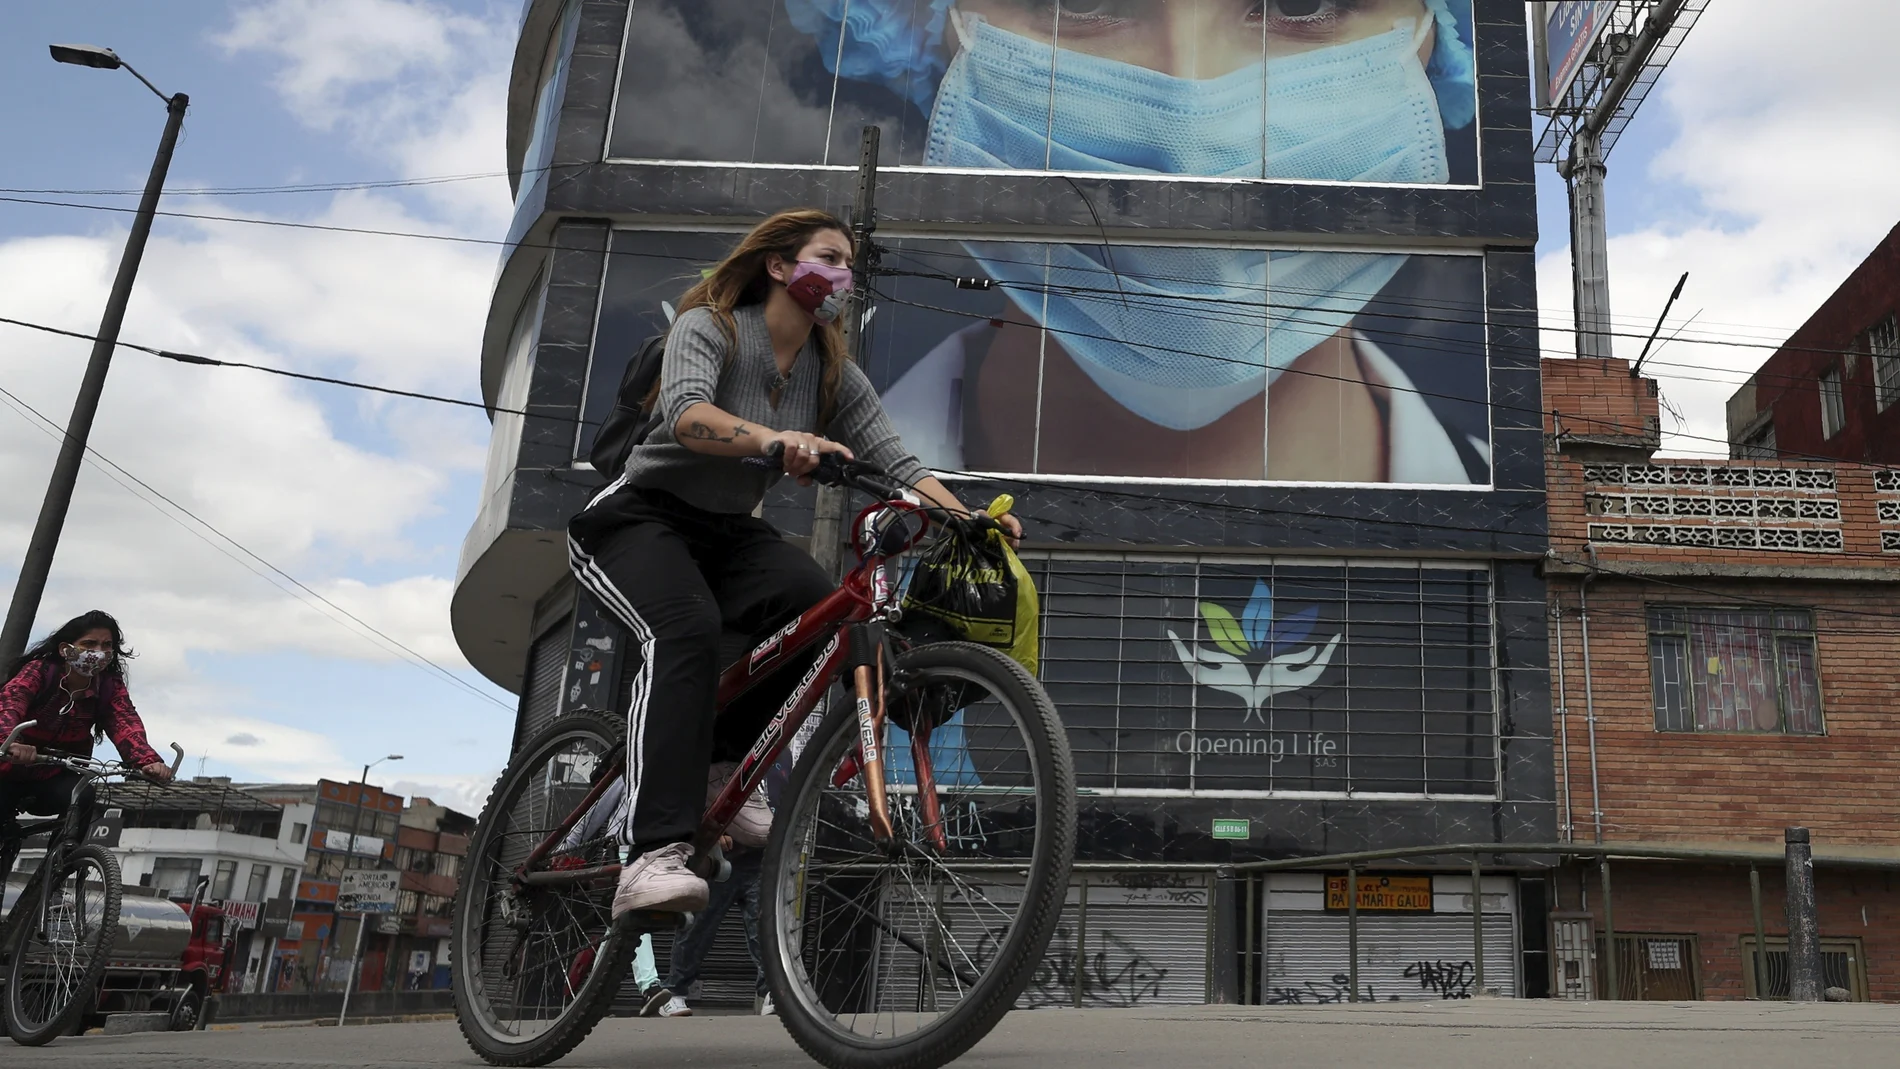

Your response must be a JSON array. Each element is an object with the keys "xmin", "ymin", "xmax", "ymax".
[{"xmin": 1324, "ymin": 874, "xmax": 1433, "ymax": 912}]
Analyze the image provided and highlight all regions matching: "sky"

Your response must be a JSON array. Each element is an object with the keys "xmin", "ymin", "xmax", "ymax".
[{"xmin": 2, "ymin": 2, "xmax": 1898, "ymax": 814}]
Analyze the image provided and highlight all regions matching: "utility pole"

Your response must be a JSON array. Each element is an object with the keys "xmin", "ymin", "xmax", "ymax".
[
  {"xmin": 1535, "ymin": 0, "xmax": 1701, "ymax": 364},
  {"xmin": 809, "ymin": 125, "xmax": 881, "ymax": 577},
  {"xmin": 1, "ymin": 49, "xmax": 187, "ymax": 661}
]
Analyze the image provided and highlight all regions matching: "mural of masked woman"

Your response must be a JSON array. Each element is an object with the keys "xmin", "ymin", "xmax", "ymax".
[{"xmin": 613, "ymin": 0, "xmax": 1488, "ymax": 483}]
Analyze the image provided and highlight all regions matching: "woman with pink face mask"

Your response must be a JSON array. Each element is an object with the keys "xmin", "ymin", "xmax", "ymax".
[{"xmin": 567, "ymin": 209, "xmax": 1020, "ymax": 919}]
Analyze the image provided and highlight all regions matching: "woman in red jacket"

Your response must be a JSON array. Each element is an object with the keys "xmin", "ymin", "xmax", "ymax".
[{"xmin": 0, "ymin": 611, "xmax": 172, "ymax": 864}]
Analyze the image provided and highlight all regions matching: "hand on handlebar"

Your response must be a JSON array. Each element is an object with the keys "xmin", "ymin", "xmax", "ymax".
[
  {"xmin": 4, "ymin": 741, "xmax": 36, "ymax": 764},
  {"xmin": 141, "ymin": 761, "xmax": 175, "ymax": 784},
  {"xmin": 982, "ymin": 510, "xmax": 1025, "ymax": 548},
  {"xmin": 761, "ymin": 433, "xmax": 853, "ymax": 485}
]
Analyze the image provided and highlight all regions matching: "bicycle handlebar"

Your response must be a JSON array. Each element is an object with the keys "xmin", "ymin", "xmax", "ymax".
[
  {"xmin": 742, "ymin": 444, "xmax": 1003, "ymax": 537},
  {"xmin": 2, "ymin": 718, "xmax": 186, "ymax": 783}
]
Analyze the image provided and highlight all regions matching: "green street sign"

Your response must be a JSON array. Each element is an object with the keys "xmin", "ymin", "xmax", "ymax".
[{"xmin": 1211, "ymin": 818, "xmax": 1250, "ymax": 841}]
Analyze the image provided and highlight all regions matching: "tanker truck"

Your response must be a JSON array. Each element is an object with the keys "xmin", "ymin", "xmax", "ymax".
[{"xmin": 2, "ymin": 878, "xmax": 234, "ymax": 1033}]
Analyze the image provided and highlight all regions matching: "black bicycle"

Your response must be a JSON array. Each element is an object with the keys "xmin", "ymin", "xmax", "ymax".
[{"xmin": 0, "ymin": 720, "xmax": 182, "ymax": 1045}]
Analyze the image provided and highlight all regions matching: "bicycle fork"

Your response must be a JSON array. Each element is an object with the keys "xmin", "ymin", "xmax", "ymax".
[{"xmin": 845, "ymin": 622, "xmax": 895, "ymax": 844}]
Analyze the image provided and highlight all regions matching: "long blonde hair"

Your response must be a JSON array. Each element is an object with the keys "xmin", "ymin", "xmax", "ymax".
[{"xmin": 655, "ymin": 209, "xmax": 854, "ymax": 426}]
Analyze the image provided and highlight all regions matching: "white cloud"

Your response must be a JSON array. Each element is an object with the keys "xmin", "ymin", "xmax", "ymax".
[
  {"xmin": 0, "ymin": 0, "xmax": 520, "ymax": 785},
  {"xmin": 1536, "ymin": 0, "xmax": 1900, "ymax": 457}
]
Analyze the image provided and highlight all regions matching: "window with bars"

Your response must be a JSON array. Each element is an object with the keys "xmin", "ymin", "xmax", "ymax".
[
  {"xmin": 1015, "ymin": 555, "xmax": 1497, "ymax": 797},
  {"xmin": 1819, "ymin": 367, "xmax": 1845, "ymax": 439},
  {"xmin": 1871, "ymin": 314, "xmax": 1900, "ymax": 411},
  {"xmin": 1648, "ymin": 607, "xmax": 1823, "ymax": 734}
]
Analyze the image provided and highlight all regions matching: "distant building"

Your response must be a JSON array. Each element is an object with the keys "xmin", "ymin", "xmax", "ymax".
[
  {"xmin": 1727, "ymin": 222, "xmax": 1900, "ymax": 466},
  {"xmin": 240, "ymin": 779, "xmax": 404, "ymax": 993},
  {"xmin": 94, "ymin": 776, "xmax": 308, "ymax": 995},
  {"xmin": 393, "ymin": 797, "xmax": 476, "ymax": 990}
]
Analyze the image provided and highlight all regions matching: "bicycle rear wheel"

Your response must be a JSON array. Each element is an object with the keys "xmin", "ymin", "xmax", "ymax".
[
  {"xmin": 762, "ymin": 640, "xmax": 1075, "ymax": 1069},
  {"xmin": 453, "ymin": 707, "xmax": 631, "ymax": 1067},
  {"xmin": 4, "ymin": 844, "xmax": 120, "ymax": 1047}
]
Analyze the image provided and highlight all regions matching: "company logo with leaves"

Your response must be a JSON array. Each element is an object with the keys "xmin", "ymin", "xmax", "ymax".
[{"xmin": 1166, "ymin": 579, "xmax": 1342, "ymax": 721}]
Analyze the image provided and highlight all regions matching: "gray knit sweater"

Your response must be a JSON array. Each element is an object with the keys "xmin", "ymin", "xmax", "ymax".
[{"xmin": 613, "ymin": 304, "xmax": 927, "ymax": 514}]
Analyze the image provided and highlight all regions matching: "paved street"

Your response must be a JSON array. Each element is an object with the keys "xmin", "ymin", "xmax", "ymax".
[{"xmin": 7, "ymin": 1001, "xmax": 1900, "ymax": 1068}]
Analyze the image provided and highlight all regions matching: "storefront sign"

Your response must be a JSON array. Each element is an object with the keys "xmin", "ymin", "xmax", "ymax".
[
  {"xmin": 222, "ymin": 901, "xmax": 262, "ymax": 929},
  {"xmin": 1325, "ymin": 875, "xmax": 1433, "ymax": 912},
  {"xmin": 1211, "ymin": 819, "xmax": 1251, "ymax": 841},
  {"xmin": 337, "ymin": 870, "xmax": 400, "ymax": 914}
]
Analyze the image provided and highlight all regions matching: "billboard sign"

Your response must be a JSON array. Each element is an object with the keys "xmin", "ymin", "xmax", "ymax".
[
  {"xmin": 609, "ymin": 0, "xmax": 1481, "ymax": 186},
  {"xmin": 336, "ymin": 870, "xmax": 400, "ymax": 914},
  {"xmin": 587, "ymin": 230, "xmax": 1492, "ymax": 487},
  {"xmin": 1541, "ymin": 1, "xmax": 1618, "ymax": 108}
]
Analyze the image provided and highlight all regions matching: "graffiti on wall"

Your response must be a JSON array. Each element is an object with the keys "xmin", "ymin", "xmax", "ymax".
[{"xmin": 983, "ymin": 927, "xmax": 1173, "ymax": 1009}]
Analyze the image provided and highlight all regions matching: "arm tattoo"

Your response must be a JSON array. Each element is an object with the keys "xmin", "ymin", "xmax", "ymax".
[{"xmin": 686, "ymin": 420, "xmax": 751, "ymax": 444}]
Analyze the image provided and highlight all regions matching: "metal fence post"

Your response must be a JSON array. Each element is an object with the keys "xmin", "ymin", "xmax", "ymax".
[
  {"xmin": 1785, "ymin": 828, "xmax": 1821, "ymax": 1001},
  {"xmin": 1244, "ymin": 875, "xmax": 1257, "ymax": 1005},
  {"xmin": 1212, "ymin": 867, "xmax": 1239, "ymax": 1004},
  {"xmin": 1072, "ymin": 878, "xmax": 1089, "ymax": 1009},
  {"xmin": 1599, "ymin": 859, "xmax": 1617, "ymax": 1000},
  {"xmin": 1471, "ymin": 854, "xmax": 1486, "ymax": 994},
  {"xmin": 1749, "ymin": 865, "xmax": 1769, "ymax": 999},
  {"xmin": 1346, "ymin": 864, "xmax": 1359, "ymax": 1003}
]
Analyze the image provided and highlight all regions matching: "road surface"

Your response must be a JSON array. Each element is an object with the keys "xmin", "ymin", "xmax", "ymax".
[{"xmin": 7, "ymin": 1000, "xmax": 1898, "ymax": 1067}]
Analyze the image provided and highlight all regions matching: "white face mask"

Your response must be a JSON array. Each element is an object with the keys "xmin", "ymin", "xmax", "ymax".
[
  {"xmin": 925, "ymin": 15, "xmax": 1446, "ymax": 430},
  {"xmin": 62, "ymin": 645, "xmax": 112, "ymax": 677}
]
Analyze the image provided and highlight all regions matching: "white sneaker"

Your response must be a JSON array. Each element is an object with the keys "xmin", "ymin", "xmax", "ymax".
[
  {"xmin": 759, "ymin": 993, "xmax": 776, "ymax": 1016},
  {"xmin": 659, "ymin": 995, "xmax": 693, "ymax": 1018},
  {"xmin": 612, "ymin": 842, "xmax": 708, "ymax": 918},
  {"xmin": 707, "ymin": 761, "xmax": 772, "ymax": 848}
]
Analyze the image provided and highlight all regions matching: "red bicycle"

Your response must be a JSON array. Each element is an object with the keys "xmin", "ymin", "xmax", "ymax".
[{"xmin": 451, "ymin": 453, "xmax": 1075, "ymax": 1069}]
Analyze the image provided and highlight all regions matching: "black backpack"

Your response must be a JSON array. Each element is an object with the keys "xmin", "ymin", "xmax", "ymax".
[{"xmin": 587, "ymin": 334, "xmax": 667, "ymax": 477}]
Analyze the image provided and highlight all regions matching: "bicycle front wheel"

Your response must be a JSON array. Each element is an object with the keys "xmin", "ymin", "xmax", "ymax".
[
  {"xmin": 762, "ymin": 640, "xmax": 1075, "ymax": 1069},
  {"xmin": 452, "ymin": 707, "xmax": 630, "ymax": 1067},
  {"xmin": 4, "ymin": 844, "xmax": 120, "ymax": 1046}
]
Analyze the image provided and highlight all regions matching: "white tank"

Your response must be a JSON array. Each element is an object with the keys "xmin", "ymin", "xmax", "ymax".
[{"xmin": 4, "ymin": 879, "xmax": 195, "ymax": 968}]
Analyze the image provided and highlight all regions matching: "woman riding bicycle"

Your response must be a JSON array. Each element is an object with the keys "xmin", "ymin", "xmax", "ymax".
[
  {"xmin": 569, "ymin": 208, "xmax": 1020, "ymax": 919},
  {"xmin": 1, "ymin": 610, "xmax": 172, "ymax": 879}
]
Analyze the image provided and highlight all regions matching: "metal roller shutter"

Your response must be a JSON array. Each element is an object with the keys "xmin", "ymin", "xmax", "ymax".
[
  {"xmin": 868, "ymin": 877, "xmax": 1210, "ymax": 1013},
  {"xmin": 514, "ymin": 617, "xmax": 570, "ymax": 752},
  {"xmin": 610, "ymin": 900, "xmax": 765, "ymax": 1013},
  {"xmin": 1263, "ymin": 912, "xmax": 1518, "ymax": 1003}
]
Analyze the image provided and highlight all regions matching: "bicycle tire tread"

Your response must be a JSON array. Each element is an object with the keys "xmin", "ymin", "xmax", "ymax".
[
  {"xmin": 452, "ymin": 707, "xmax": 632, "ymax": 1067},
  {"xmin": 3, "ymin": 844, "xmax": 122, "ymax": 1046},
  {"xmin": 766, "ymin": 641, "xmax": 1076, "ymax": 1069}
]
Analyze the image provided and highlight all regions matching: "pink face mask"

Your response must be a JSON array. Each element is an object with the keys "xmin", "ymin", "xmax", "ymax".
[{"xmin": 784, "ymin": 260, "xmax": 854, "ymax": 324}]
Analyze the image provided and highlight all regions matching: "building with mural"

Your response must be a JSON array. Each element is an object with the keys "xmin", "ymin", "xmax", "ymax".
[{"xmin": 459, "ymin": 0, "xmax": 1551, "ymax": 1004}]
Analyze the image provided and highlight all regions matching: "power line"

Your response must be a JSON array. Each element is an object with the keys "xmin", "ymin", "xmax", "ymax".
[
  {"xmin": 0, "ymin": 166, "xmax": 530, "ymax": 199},
  {"xmin": 0, "ymin": 315, "xmax": 596, "ymax": 426},
  {"xmin": 0, "ymin": 382, "xmax": 510, "ymax": 711},
  {"xmin": 3, "ymin": 191, "xmax": 1877, "ymax": 371}
]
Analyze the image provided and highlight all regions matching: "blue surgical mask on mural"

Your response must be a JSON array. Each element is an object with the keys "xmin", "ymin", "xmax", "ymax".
[{"xmin": 925, "ymin": 13, "xmax": 1443, "ymax": 431}]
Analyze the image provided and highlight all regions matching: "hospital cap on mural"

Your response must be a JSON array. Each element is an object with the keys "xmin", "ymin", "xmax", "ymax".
[{"xmin": 783, "ymin": 0, "xmax": 1478, "ymax": 130}]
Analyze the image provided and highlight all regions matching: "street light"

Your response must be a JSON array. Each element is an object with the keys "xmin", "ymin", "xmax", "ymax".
[{"xmin": 0, "ymin": 47, "xmax": 189, "ymax": 661}]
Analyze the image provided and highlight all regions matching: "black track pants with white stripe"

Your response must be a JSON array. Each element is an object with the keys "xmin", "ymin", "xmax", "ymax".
[{"xmin": 569, "ymin": 485, "xmax": 833, "ymax": 855}]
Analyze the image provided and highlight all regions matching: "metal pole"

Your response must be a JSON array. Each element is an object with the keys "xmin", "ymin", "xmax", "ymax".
[
  {"xmin": 1785, "ymin": 828, "xmax": 1821, "ymax": 1001},
  {"xmin": 1211, "ymin": 867, "xmax": 1239, "ymax": 1004},
  {"xmin": 1552, "ymin": 602, "xmax": 1574, "ymax": 842},
  {"xmin": 1471, "ymin": 855, "xmax": 1485, "ymax": 994},
  {"xmin": 1564, "ymin": 126, "xmax": 1613, "ymax": 364},
  {"xmin": 809, "ymin": 125, "xmax": 881, "ymax": 578},
  {"xmin": 1346, "ymin": 865, "xmax": 1359, "ymax": 1003},
  {"xmin": 1577, "ymin": 583, "xmax": 1605, "ymax": 843},
  {"xmin": 1243, "ymin": 875, "xmax": 1257, "ymax": 1005},
  {"xmin": 1749, "ymin": 865, "xmax": 1769, "ymax": 999},
  {"xmin": 0, "ymin": 91, "xmax": 188, "ymax": 661},
  {"xmin": 1072, "ymin": 877, "xmax": 1088, "ymax": 1008},
  {"xmin": 1599, "ymin": 859, "xmax": 1617, "ymax": 1000},
  {"xmin": 337, "ymin": 913, "xmax": 366, "ymax": 1026}
]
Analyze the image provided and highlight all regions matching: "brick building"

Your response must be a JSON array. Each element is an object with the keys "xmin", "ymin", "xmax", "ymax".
[
  {"xmin": 392, "ymin": 798, "xmax": 474, "ymax": 990},
  {"xmin": 1726, "ymin": 220, "xmax": 1900, "ymax": 465},
  {"xmin": 1545, "ymin": 357, "xmax": 1900, "ymax": 1001}
]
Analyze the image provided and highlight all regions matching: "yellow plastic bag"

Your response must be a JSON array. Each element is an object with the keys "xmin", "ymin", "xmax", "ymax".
[{"xmin": 901, "ymin": 494, "xmax": 1040, "ymax": 677}]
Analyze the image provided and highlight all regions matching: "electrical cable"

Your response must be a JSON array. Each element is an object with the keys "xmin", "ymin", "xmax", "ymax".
[{"xmin": 0, "ymin": 382, "xmax": 510, "ymax": 712}]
